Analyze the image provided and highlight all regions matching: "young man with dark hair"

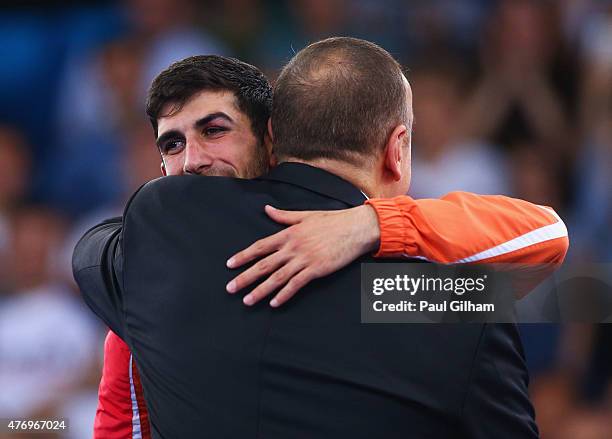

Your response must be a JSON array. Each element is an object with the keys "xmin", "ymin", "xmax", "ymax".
[
  {"xmin": 147, "ymin": 55, "xmax": 272, "ymax": 179},
  {"xmin": 81, "ymin": 47, "xmax": 566, "ymax": 438}
]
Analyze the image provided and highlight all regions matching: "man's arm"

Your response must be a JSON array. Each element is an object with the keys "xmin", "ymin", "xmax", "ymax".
[
  {"xmin": 367, "ymin": 193, "xmax": 569, "ymax": 298},
  {"xmin": 367, "ymin": 192, "xmax": 568, "ymax": 265},
  {"xmin": 72, "ymin": 217, "xmax": 126, "ymax": 338},
  {"xmin": 226, "ymin": 192, "xmax": 569, "ymax": 306}
]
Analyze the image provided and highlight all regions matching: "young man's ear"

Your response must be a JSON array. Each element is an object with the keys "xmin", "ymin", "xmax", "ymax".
[
  {"xmin": 266, "ymin": 118, "xmax": 277, "ymax": 167},
  {"xmin": 383, "ymin": 124, "xmax": 408, "ymax": 181}
]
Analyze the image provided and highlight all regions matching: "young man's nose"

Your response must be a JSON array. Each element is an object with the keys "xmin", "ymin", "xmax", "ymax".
[{"xmin": 183, "ymin": 141, "xmax": 213, "ymax": 175}]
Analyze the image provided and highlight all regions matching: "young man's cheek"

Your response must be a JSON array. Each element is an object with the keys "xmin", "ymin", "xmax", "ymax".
[{"xmin": 163, "ymin": 154, "xmax": 187, "ymax": 176}]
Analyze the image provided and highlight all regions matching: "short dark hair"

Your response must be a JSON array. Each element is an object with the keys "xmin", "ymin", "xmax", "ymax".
[
  {"xmin": 146, "ymin": 55, "xmax": 272, "ymax": 140},
  {"xmin": 272, "ymin": 37, "xmax": 409, "ymax": 164}
]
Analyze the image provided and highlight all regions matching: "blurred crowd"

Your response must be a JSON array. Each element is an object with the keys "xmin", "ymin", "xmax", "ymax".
[{"xmin": 0, "ymin": 1, "xmax": 610, "ymax": 438}]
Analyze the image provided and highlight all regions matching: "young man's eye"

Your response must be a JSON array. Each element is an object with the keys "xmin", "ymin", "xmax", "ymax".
[
  {"xmin": 161, "ymin": 140, "xmax": 185, "ymax": 155},
  {"xmin": 204, "ymin": 127, "xmax": 227, "ymax": 136}
]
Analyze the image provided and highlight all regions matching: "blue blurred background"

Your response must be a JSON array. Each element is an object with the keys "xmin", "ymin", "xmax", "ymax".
[{"xmin": 0, "ymin": 1, "xmax": 610, "ymax": 438}]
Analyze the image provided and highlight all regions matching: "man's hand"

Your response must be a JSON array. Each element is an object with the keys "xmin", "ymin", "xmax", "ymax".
[{"xmin": 226, "ymin": 204, "xmax": 380, "ymax": 307}]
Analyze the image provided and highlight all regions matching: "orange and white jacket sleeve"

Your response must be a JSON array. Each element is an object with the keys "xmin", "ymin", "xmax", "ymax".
[{"xmin": 365, "ymin": 192, "xmax": 569, "ymax": 296}]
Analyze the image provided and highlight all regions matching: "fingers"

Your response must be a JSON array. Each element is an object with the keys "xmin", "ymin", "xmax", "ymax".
[
  {"xmin": 226, "ymin": 205, "xmax": 332, "ymax": 308},
  {"xmin": 265, "ymin": 205, "xmax": 318, "ymax": 225},
  {"xmin": 227, "ymin": 231, "xmax": 285, "ymax": 269},
  {"xmin": 242, "ymin": 260, "xmax": 306, "ymax": 306},
  {"xmin": 226, "ymin": 251, "xmax": 288, "ymax": 294},
  {"xmin": 227, "ymin": 206, "xmax": 325, "ymax": 269},
  {"xmin": 269, "ymin": 268, "xmax": 314, "ymax": 307}
]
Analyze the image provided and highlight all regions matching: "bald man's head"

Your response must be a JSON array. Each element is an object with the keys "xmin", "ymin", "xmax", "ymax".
[{"xmin": 272, "ymin": 37, "xmax": 411, "ymax": 165}]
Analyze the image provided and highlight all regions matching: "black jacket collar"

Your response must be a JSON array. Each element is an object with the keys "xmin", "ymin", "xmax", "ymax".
[{"xmin": 258, "ymin": 162, "xmax": 367, "ymax": 208}]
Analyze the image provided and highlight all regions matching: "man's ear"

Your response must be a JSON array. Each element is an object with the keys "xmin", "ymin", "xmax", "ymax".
[
  {"xmin": 267, "ymin": 118, "xmax": 273, "ymax": 142},
  {"xmin": 264, "ymin": 130, "xmax": 278, "ymax": 167},
  {"xmin": 266, "ymin": 118, "xmax": 278, "ymax": 167},
  {"xmin": 383, "ymin": 124, "xmax": 408, "ymax": 181},
  {"xmin": 160, "ymin": 161, "xmax": 167, "ymax": 176}
]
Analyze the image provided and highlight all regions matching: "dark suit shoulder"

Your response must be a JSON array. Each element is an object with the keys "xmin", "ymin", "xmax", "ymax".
[
  {"xmin": 131, "ymin": 175, "xmax": 267, "ymax": 199},
  {"xmin": 72, "ymin": 216, "xmax": 125, "ymax": 338},
  {"xmin": 72, "ymin": 217, "xmax": 122, "ymax": 275},
  {"xmin": 126, "ymin": 175, "xmax": 272, "ymax": 215}
]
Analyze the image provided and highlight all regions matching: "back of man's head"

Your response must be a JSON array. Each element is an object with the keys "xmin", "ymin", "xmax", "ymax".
[{"xmin": 272, "ymin": 37, "xmax": 409, "ymax": 165}]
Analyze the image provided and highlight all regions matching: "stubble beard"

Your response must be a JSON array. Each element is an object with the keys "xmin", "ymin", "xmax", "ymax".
[{"xmin": 193, "ymin": 140, "xmax": 269, "ymax": 179}]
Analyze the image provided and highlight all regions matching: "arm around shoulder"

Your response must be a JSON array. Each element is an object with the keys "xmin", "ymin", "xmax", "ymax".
[{"xmin": 366, "ymin": 192, "xmax": 569, "ymax": 265}]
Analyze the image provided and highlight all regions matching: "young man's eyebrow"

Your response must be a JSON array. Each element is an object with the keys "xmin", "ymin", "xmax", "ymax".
[
  {"xmin": 194, "ymin": 112, "xmax": 234, "ymax": 129},
  {"xmin": 156, "ymin": 113, "xmax": 234, "ymax": 147}
]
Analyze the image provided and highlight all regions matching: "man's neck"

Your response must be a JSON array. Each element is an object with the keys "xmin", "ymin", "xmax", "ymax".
[{"xmin": 279, "ymin": 157, "xmax": 382, "ymax": 198}]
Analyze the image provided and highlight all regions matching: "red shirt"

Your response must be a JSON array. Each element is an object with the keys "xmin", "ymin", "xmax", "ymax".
[{"xmin": 95, "ymin": 331, "xmax": 150, "ymax": 439}]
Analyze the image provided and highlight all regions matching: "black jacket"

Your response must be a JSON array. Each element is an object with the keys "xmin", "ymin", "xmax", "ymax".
[{"xmin": 73, "ymin": 162, "xmax": 538, "ymax": 438}]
